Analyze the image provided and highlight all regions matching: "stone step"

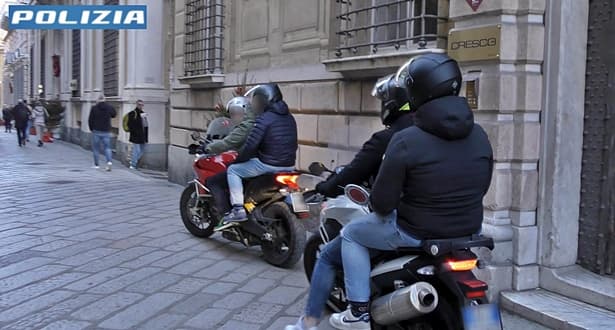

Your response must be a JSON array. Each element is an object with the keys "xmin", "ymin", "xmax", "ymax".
[
  {"xmin": 540, "ymin": 265, "xmax": 615, "ymax": 313},
  {"xmin": 501, "ymin": 289, "xmax": 615, "ymax": 330}
]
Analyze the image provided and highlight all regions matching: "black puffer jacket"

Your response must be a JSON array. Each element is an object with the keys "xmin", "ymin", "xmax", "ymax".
[
  {"xmin": 371, "ymin": 96, "xmax": 493, "ymax": 239},
  {"xmin": 236, "ymin": 100, "xmax": 298, "ymax": 167},
  {"xmin": 316, "ymin": 113, "xmax": 415, "ymax": 197}
]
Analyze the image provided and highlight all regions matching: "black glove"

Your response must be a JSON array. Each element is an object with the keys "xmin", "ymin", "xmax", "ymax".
[{"xmin": 316, "ymin": 181, "xmax": 343, "ymax": 198}]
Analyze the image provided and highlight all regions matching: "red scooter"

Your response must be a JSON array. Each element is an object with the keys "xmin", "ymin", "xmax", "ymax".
[{"xmin": 179, "ymin": 124, "xmax": 314, "ymax": 268}]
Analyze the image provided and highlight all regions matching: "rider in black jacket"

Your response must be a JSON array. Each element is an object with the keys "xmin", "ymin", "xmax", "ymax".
[
  {"xmin": 285, "ymin": 75, "xmax": 414, "ymax": 330},
  {"xmin": 315, "ymin": 74, "xmax": 414, "ymax": 197},
  {"xmin": 329, "ymin": 54, "xmax": 494, "ymax": 329}
]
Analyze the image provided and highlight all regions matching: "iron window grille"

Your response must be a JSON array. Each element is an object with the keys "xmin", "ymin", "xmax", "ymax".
[
  {"xmin": 72, "ymin": 29, "xmax": 80, "ymax": 96},
  {"xmin": 103, "ymin": 0, "xmax": 119, "ymax": 97},
  {"xmin": 334, "ymin": 0, "xmax": 448, "ymax": 57},
  {"xmin": 184, "ymin": 0, "xmax": 225, "ymax": 76}
]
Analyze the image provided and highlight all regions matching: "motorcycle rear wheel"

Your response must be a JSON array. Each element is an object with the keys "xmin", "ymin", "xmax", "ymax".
[
  {"xmin": 260, "ymin": 202, "xmax": 306, "ymax": 268},
  {"xmin": 179, "ymin": 184, "xmax": 215, "ymax": 238}
]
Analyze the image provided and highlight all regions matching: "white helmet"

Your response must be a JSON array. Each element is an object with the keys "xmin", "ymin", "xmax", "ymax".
[{"xmin": 225, "ymin": 96, "xmax": 250, "ymax": 114}]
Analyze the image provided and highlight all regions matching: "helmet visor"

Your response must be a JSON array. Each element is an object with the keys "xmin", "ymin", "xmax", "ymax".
[{"xmin": 371, "ymin": 74, "xmax": 394, "ymax": 100}]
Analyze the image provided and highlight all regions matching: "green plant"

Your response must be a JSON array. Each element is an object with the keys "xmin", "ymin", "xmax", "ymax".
[{"xmin": 42, "ymin": 100, "xmax": 65, "ymax": 128}]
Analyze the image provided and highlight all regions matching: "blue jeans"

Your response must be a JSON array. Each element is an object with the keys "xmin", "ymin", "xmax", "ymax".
[
  {"xmin": 305, "ymin": 236, "xmax": 343, "ymax": 320},
  {"xmin": 25, "ymin": 119, "xmax": 32, "ymax": 140},
  {"xmin": 131, "ymin": 143, "xmax": 145, "ymax": 167},
  {"xmin": 92, "ymin": 131, "xmax": 113, "ymax": 166},
  {"xmin": 226, "ymin": 158, "xmax": 294, "ymax": 206},
  {"xmin": 341, "ymin": 212, "xmax": 422, "ymax": 302}
]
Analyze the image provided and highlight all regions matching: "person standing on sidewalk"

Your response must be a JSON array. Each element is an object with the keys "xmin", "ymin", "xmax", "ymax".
[
  {"xmin": 12, "ymin": 100, "xmax": 30, "ymax": 147},
  {"xmin": 126, "ymin": 99, "xmax": 148, "ymax": 170},
  {"xmin": 25, "ymin": 100, "xmax": 34, "ymax": 143},
  {"xmin": 3, "ymin": 105, "xmax": 13, "ymax": 133},
  {"xmin": 88, "ymin": 95, "xmax": 117, "ymax": 171},
  {"xmin": 32, "ymin": 100, "xmax": 49, "ymax": 147}
]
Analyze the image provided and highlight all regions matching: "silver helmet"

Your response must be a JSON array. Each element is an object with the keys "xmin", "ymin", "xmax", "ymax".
[{"xmin": 225, "ymin": 96, "xmax": 250, "ymax": 114}]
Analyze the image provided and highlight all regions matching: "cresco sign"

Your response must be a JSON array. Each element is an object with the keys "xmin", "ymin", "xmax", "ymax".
[
  {"xmin": 9, "ymin": 5, "xmax": 147, "ymax": 30},
  {"xmin": 447, "ymin": 25, "xmax": 501, "ymax": 62},
  {"xmin": 450, "ymin": 37, "xmax": 498, "ymax": 50}
]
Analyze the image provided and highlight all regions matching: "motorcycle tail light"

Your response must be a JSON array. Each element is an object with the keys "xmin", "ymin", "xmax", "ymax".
[
  {"xmin": 276, "ymin": 174, "xmax": 299, "ymax": 190},
  {"xmin": 458, "ymin": 279, "xmax": 488, "ymax": 299},
  {"xmin": 445, "ymin": 259, "xmax": 477, "ymax": 271},
  {"xmin": 297, "ymin": 212, "xmax": 310, "ymax": 219}
]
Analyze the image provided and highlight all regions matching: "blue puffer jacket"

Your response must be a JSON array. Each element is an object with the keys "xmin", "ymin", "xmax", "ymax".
[{"xmin": 236, "ymin": 100, "xmax": 298, "ymax": 167}]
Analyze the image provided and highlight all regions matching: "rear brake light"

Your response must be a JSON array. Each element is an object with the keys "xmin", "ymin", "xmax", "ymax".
[
  {"xmin": 276, "ymin": 175, "xmax": 299, "ymax": 189},
  {"xmin": 297, "ymin": 212, "xmax": 310, "ymax": 219},
  {"xmin": 446, "ymin": 259, "xmax": 477, "ymax": 271},
  {"xmin": 465, "ymin": 291, "xmax": 486, "ymax": 299}
]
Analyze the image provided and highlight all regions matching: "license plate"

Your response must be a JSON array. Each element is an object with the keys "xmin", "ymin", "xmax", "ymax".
[
  {"xmin": 290, "ymin": 192, "xmax": 309, "ymax": 213},
  {"xmin": 462, "ymin": 304, "xmax": 502, "ymax": 330}
]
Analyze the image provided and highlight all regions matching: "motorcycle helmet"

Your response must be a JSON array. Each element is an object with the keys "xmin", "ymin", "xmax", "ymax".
[
  {"xmin": 371, "ymin": 74, "xmax": 411, "ymax": 126},
  {"xmin": 396, "ymin": 53, "xmax": 462, "ymax": 109},
  {"xmin": 225, "ymin": 96, "xmax": 250, "ymax": 114},
  {"xmin": 245, "ymin": 84, "xmax": 283, "ymax": 114}
]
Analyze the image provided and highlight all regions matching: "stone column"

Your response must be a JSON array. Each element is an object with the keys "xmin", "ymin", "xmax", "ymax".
[
  {"xmin": 449, "ymin": 1, "xmax": 546, "ymax": 301},
  {"xmin": 120, "ymin": 0, "xmax": 170, "ymax": 170},
  {"xmin": 538, "ymin": 1, "xmax": 589, "ymax": 270}
]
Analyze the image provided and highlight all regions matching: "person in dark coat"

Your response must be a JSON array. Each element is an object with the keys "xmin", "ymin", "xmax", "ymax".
[
  {"xmin": 285, "ymin": 74, "xmax": 415, "ymax": 330},
  {"xmin": 3, "ymin": 105, "xmax": 13, "ymax": 133},
  {"xmin": 126, "ymin": 99, "xmax": 149, "ymax": 169},
  {"xmin": 88, "ymin": 95, "xmax": 117, "ymax": 171},
  {"xmin": 220, "ymin": 83, "xmax": 298, "ymax": 224},
  {"xmin": 12, "ymin": 100, "xmax": 31, "ymax": 147},
  {"xmin": 329, "ymin": 54, "xmax": 494, "ymax": 329}
]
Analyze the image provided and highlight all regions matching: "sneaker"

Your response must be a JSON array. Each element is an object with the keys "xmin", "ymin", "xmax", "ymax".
[
  {"xmin": 129, "ymin": 166, "xmax": 136, "ymax": 170},
  {"xmin": 285, "ymin": 316, "xmax": 318, "ymax": 330},
  {"xmin": 221, "ymin": 206, "xmax": 248, "ymax": 223},
  {"xmin": 92, "ymin": 165, "xmax": 100, "ymax": 169},
  {"xmin": 38, "ymin": 140, "xmax": 43, "ymax": 147},
  {"xmin": 105, "ymin": 162, "xmax": 112, "ymax": 172},
  {"xmin": 329, "ymin": 308, "xmax": 370, "ymax": 330}
]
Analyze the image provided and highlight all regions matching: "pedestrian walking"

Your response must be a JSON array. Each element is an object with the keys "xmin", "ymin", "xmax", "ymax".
[
  {"xmin": 2, "ymin": 104, "xmax": 13, "ymax": 133},
  {"xmin": 12, "ymin": 100, "xmax": 30, "ymax": 147},
  {"xmin": 32, "ymin": 100, "xmax": 49, "ymax": 147},
  {"xmin": 125, "ymin": 99, "xmax": 149, "ymax": 170},
  {"xmin": 88, "ymin": 95, "xmax": 117, "ymax": 171}
]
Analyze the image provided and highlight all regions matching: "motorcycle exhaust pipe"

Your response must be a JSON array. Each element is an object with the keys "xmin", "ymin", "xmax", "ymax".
[{"xmin": 371, "ymin": 281, "xmax": 438, "ymax": 325}]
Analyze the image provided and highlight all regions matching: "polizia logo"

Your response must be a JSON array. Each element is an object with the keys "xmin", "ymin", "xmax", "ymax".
[{"xmin": 9, "ymin": 5, "xmax": 147, "ymax": 30}]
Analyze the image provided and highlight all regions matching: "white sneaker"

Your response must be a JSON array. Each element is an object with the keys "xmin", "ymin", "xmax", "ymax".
[
  {"xmin": 92, "ymin": 165, "xmax": 100, "ymax": 169},
  {"xmin": 329, "ymin": 308, "xmax": 371, "ymax": 330},
  {"xmin": 284, "ymin": 316, "xmax": 318, "ymax": 330},
  {"xmin": 105, "ymin": 162, "xmax": 112, "ymax": 172},
  {"xmin": 129, "ymin": 166, "xmax": 136, "ymax": 170}
]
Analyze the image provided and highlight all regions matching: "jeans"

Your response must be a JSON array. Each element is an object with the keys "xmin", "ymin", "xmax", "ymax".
[
  {"xmin": 131, "ymin": 143, "xmax": 145, "ymax": 167},
  {"xmin": 36, "ymin": 125, "xmax": 45, "ymax": 142},
  {"xmin": 4, "ymin": 120, "xmax": 11, "ymax": 132},
  {"xmin": 305, "ymin": 236, "xmax": 343, "ymax": 319},
  {"xmin": 16, "ymin": 126, "xmax": 27, "ymax": 146},
  {"xmin": 341, "ymin": 211, "xmax": 422, "ymax": 302},
  {"xmin": 92, "ymin": 131, "xmax": 113, "ymax": 166},
  {"xmin": 25, "ymin": 120, "xmax": 32, "ymax": 140},
  {"xmin": 226, "ymin": 158, "xmax": 294, "ymax": 206}
]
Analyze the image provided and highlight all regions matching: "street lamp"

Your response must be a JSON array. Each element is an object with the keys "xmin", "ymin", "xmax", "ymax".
[{"xmin": 37, "ymin": 84, "xmax": 44, "ymax": 98}]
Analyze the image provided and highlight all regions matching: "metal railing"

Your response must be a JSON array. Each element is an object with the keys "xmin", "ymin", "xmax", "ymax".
[
  {"xmin": 334, "ymin": 0, "xmax": 448, "ymax": 57},
  {"xmin": 184, "ymin": 0, "xmax": 225, "ymax": 76}
]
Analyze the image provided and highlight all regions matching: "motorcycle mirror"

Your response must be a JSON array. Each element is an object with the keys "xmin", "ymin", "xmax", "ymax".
[
  {"xmin": 345, "ymin": 184, "xmax": 370, "ymax": 206},
  {"xmin": 308, "ymin": 162, "xmax": 328, "ymax": 176},
  {"xmin": 190, "ymin": 131, "xmax": 201, "ymax": 141}
]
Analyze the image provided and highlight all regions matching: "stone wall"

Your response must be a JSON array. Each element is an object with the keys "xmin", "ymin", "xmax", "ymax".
[{"xmin": 449, "ymin": 0, "xmax": 546, "ymax": 300}]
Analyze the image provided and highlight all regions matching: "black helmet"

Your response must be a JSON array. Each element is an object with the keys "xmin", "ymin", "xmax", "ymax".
[
  {"xmin": 397, "ymin": 53, "xmax": 462, "ymax": 109},
  {"xmin": 371, "ymin": 74, "xmax": 411, "ymax": 126},
  {"xmin": 245, "ymin": 83, "xmax": 283, "ymax": 104}
]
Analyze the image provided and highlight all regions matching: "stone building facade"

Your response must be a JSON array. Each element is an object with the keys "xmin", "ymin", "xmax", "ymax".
[{"xmin": 169, "ymin": 0, "xmax": 615, "ymax": 318}]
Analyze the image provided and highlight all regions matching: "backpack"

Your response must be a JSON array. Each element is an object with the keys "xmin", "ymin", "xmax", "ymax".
[{"xmin": 122, "ymin": 112, "xmax": 131, "ymax": 132}]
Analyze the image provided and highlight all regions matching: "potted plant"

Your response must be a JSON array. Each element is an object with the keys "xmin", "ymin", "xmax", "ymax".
[{"xmin": 42, "ymin": 99, "xmax": 65, "ymax": 140}]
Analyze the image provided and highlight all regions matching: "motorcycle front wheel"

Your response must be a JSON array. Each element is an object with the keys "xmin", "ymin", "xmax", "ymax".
[
  {"xmin": 179, "ymin": 184, "xmax": 216, "ymax": 238},
  {"xmin": 260, "ymin": 202, "xmax": 306, "ymax": 269}
]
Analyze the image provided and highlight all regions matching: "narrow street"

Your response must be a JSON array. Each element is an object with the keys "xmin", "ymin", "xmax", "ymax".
[{"xmin": 0, "ymin": 132, "xmax": 544, "ymax": 330}]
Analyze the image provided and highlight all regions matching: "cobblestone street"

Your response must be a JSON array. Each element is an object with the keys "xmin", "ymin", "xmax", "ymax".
[
  {"xmin": 0, "ymin": 131, "xmax": 548, "ymax": 330},
  {"xmin": 0, "ymin": 131, "xmax": 318, "ymax": 330}
]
